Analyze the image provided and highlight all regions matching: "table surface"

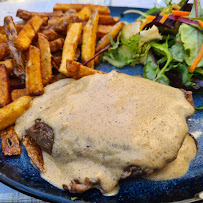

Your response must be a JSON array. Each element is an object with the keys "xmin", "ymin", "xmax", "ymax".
[{"xmin": 0, "ymin": 0, "xmax": 202, "ymax": 202}]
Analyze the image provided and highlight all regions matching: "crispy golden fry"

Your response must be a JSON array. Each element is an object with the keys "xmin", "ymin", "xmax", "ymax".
[
  {"xmin": 50, "ymin": 38, "xmax": 64, "ymax": 53},
  {"xmin": 0, "ymin": 43, "xmax": 10, "ymax": 60},
  {"xmin": 0, "ymin": 64, "xmax": 10, "ymax": 107},
  {"xmin": 25, "ymin": 45, "xmax": 44, "ymax": 96},
  {"xmin": 97, "ymin": 25, "xmax": 113, "ymax": 39},
  {"xmin": 0, "ymin": 96, "xmax": 32, "ymax": 131},
  {"xmin": 11, "ymin": 89, "xmax": 27, "ymax": 101},
  {"xmin": 0, "ymin": 59, "xmax": 14, "ymax": 74},
  {"xmin": 81, "ymin": 10, "xmax": 99, "ymax": 69},
  {"xmin": 41, "ymin": 29, "xmax": 58, "ymax": 41},
  {"xmin": 38, "ymin": 33, "xmax": 52, "ymax": 85},
  {"xmin": 66, "ymin": 60, "xmax": 105, "ymax": 79},
  {"xmin": 0, "ymin": 33, "xmax": 7, "ymax": 43},
  {"xmin": 4, "ymin": 16, "xmax": 25, "ymax": 79},
  {"xmin": 96, "ymin": 22, "xmax": 124, "ymax": 53},
  {"xmin": 23, "ymin": 135, "xmax": 45, "ymax": 172},
  {"xmin": 77, "ymin": 6, "xmax": 91, "ymax": 21},
  {"xmin": 99, "ymin": 15, "xmax": 119, "ymax": 25},
  {"xmin": 14, "ymin": 15, "xmax": 43, "ymax": 51},
  {"xmin": 0, "ymin": 126, "xmax": 21, "ymax": 156},
  {"xmin": 59, "ymin": 22, "xmax": 82, "ymax": 76},
  {"xmin": 16, "ymin": 9, "xmax": 63, "ymax": 21},
  {"xmin": 47, "ymin": 15, "xmax": 80, "ymax": 35},
  {"xmin": 53, "ymin": 3, "xmax": 110, "ymax": 15}
]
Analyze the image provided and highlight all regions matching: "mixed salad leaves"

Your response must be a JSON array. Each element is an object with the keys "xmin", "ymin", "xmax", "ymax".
[{"xmin": 100, "ymin": 0, "xmax": 203, "ymax": 91}]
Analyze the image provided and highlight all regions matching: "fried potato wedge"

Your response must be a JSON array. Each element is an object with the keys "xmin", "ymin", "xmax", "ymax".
[
  {"xmin": 4, "ymin": 16, "xmax": 25, "ymax": 79},
  {"xmin": 41, "ymin": 29, "xmax": 58, "ymax": 41},
  {"xmin": 0, "ymin": 59, "xmax": 14, "ymax": 74},
  {"xmin": 0, "ymin": 64, "xmax": 10, "ymax": 107},
  {"xmin": 23, "ymin": 135, "xmax": 45, "ymax": 172},
  {"xmin": 14, "ymin": 15, "xmax": 43, "ymax": 51},
  {"xmin": 66, "ymin": 60, "xmax": 105, "ymax": 79},
  {"xmin": 0, "ymin": 96, "xmax": 32, "ymax": 131},
  {"xmin": 97, "ymin": 25, "xmax": 113, "ymax": 39},
  {"xmin": 38, "ymin": 33, "xmax": 52, "ymax": 85},
  {"xmin": 0, "ymin": 43, "xmax": 9, "ymax": 60},
  {"xmin": 16, "ymin": 9, "xmax": 63, "ymax": 21},
  {"xmin": 96, "ymin": 22, "xmax": 124, "ymax": 53},
  {"xmin": 81, "ymin": 10, "xmax": 99, "ymax": 69},
  {"xmin": 11, "ymin": 88, "xmax": 27, "ymax": 101},
  {"xmin": 59, "ymin": 22, "xmax": 82, "ymax": 76},
  {"xmin": 53, "ymin": 3, "xmax": 110, "ymax": 15},
  {"xmin": 26, "ymin": 45, "xmax": 44, "ymax": 96},
  {"xmin": 0, "ymin": 126, "xmax": 21, "ymax": 156},
  {"xmin": 50, "ymin": 38, "xmax": 64, "ymax": 53},
  {"xmin": 99, "ymin": 15, "xmax": 120, "ymax": 25},
  {"xmin": 77, "ymin": 6, "xmax": 91, "ymax": 21}
]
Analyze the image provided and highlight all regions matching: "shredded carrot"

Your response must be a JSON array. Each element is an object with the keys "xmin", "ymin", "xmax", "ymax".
[
  {"xmin": 146, "ymin": 16, "xmax": 156, "ymax": 21},
  {"xmin": 172, "ymin": 10, "xmax": 190, "ymax": 16},
  {"xmin": 189, "ymin": 44, "xmax": 203, "ymax": 73},
  {"xmin": 140, "ymin": 19, "xmax": 150, "ymax": 31},
  {"xmin": 160, "ymin": 14, "xmax": 170, "ymax": 24},
  {"xmin": 172, "ymin": 4, "xmax": 181, "ymax": 10},
  {"xmin": 198, "ymin": 20, "xmax": 203, "ymax": 29}
]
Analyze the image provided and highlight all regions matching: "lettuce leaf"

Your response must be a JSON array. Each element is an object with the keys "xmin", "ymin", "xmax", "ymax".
[{"xmin": 179, "ymin": 23, "xmax": 203, "ymax": 67}]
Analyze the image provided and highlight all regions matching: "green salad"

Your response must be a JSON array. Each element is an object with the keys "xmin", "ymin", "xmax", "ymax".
[{"xmin": 100, "ymin": 0, "xmax": 203, "ymax": 90}]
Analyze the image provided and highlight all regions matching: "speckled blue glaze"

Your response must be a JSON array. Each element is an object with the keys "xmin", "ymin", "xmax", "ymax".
[{"xmin": 0, "ymin": 6, "xmax": 202, "ymax": 203}]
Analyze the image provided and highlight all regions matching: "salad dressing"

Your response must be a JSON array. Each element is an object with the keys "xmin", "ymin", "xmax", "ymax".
[{"xmin": 15, "ymin": 71, "xmax": 195, "ymax": 195}]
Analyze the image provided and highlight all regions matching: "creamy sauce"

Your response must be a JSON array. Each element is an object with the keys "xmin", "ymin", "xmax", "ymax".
[
  {"xmin": 15, "ymin": 71, "xmax": 195, "ymax": 194},
  {"xmin": 146, "ymin": 134, "xmax": 197, "ymax": 180}
]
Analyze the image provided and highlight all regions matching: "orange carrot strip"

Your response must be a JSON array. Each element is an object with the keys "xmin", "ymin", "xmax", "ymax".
[
  {"xmin": 189, "ymin": 44, "xmax": 203, "ymax": 73},
  {"xmin": 198, "ymin": 20, "xmax": 203, "ymax": 29},
  {"xmin": 140, "ymin": 19, "xmax": 150, "ymax": 31},
  {"xmin": 172, "ymin": 10, "xmax": 190, "ymax": 16},
  {"xmin": 146, "ymin": 16, "xmax": 156, "ymax": 21},
  {"xmin": 160, "ymin": 14, "xmax": 170, "ymax": 24}
]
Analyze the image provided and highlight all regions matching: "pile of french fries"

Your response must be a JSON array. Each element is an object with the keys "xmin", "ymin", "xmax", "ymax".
[{"xmin": 0, "ymin": 3, "xmax": 124, "ymax": 171}]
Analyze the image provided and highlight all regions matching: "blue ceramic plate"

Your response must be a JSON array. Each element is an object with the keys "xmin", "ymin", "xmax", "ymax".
[{"xmin": 0, "ymin": 6, "xmax": 203, "ymax": 203}]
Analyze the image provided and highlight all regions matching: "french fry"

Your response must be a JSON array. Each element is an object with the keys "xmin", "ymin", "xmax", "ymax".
[
  {"xmin": 81, "ymin": 10, "xmax": 99, "ymax": 69},
  {"xmin": 77, "ymin": 6, "xmax": 91, "ymax": 21},
  {"xmin": 47, "ymin": 15, "xmax": 80, "ymax": 35},
  {"xmin": 16, "ymin": 9, "xmax": 63, "ymax": 21},
  {"xmin": 26, "ymin": 45, "xmax": 44, "ymax": 96},
  {"xmin": 99, "ymin": 15, "xmax": 120, "ymax": 25},
  {"xmin": 41, "ymin": 29, "xmax": 58, "ymax": 41},
  {"xmin": 0, "ymin": 64, "xmax": 10, "ymax": 107},
  {"xmin": 4, "ymin": 16, "xmax": 25, "ymax": 79},
  {"xmin": 0, "ymin": 126, "xmax": 21, "ymax": 156},
  {"xmin": 97, "ymin": 25, "xmax": 113, "ymax": 39},
  {"xmin": 0, "ymin": 96, "xmax": 32, "ymax": 131},
  {"xmin": 66, "ymin": 60, "xmax": 105, "ymax": 79},
  {"xmin": 11, "ymin": 89, "xmax": 27, "ymax": 101},
  {"xmin": 14, "ymin": 15, "xmax": 43, "ymax": 51},
  {"xmin": 38, "ymin": 33, "xmax": 52, "ymax": 85},
  {"xmin": 96, "ymin": 22, "xmax": 124, "ymax": 53},
  {"xmin": 23, "ymin": 135, "xmax": 45, "ymax": 172},
  {"xmin": 0, "ymin": 59, "xmax": 14, "ymax": 74},
  {"xmin": 53, "ymin": 3, "xmax": 111, "ymax": 15},
  {"xmin": 59, "ymin": 22, "xmax": 82, "ymax": 76},
  {"xmin": 0, "ymin": 43, "xmax": 10, "ymax": 60},
  {"xmin": 0, "ymin": 33, "xmax": 7, "ymax": 43},
  {"xmin": 50, "ymin": 38, "xmax": 64, "ymax": 53},
  {"xmin": 0, "ymin": 26, "xmax": 5, "ymax": 34}
]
